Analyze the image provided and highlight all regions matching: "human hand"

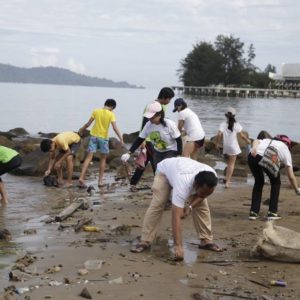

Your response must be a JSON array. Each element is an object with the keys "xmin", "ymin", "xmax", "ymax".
[
  {"xmin": 174, "ymin": 245, "xmax": 184, "ymax": 260},
  {"xmin": 44, "ymin": 170, "xmax": 51, "ymax": 176},
  {"xmin": 121, "ymin": 153, "xmax": 130, "ymax": 162},
  {"xmin": 296, "ymin": 188, "xmax": 300, "ymax": 195},
  {"xmin": 181, "ymin": 206, "xmax": 192, "ymax": 219}
]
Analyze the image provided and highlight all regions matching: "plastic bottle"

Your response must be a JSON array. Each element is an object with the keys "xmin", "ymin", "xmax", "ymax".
[{"xmin": 270, "ymin": 280, "xmax": 287, "ymax": 287}]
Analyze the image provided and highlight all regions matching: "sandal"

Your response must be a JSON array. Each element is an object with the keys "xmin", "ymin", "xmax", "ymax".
[
  {"xmin": 130, "ymin": 242, "xmax": 150, "ymax": 253},
  {"xmin": 198, "ymin": 243, "xmax": 223, "ymax": 252},
  {"xmin": 77, "ymin": 181, "xmax": 87, "ymax": 189}
]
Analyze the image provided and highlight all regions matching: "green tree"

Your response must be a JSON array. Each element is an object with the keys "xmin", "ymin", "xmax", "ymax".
[
  {"xmin": 264, "ymin": 64, "xmax": 276, "ymax": 74},
  {"xmin": 214, "ymin": 34, "xmax": 246, "ymax": 86},
  {"xmin": 178, "ymin": 41, "xmax": 224, "ymax": 86}
]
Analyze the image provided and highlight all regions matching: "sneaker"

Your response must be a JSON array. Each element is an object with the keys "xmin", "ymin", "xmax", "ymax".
[
  {"xmin": 249, "ymin": 211, "xmax": 258, "ymax": 220},
  {"xmin": 267, "ymin": 212, "xmax": 281, "ymax": 220}
]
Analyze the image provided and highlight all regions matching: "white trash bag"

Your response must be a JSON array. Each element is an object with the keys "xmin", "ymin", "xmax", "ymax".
[{"xmin": 254, "ymin": 221, "xmax": 300, "ymax": 262}]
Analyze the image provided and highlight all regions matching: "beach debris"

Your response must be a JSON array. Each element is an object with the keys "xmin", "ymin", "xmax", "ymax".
[
  {"xmin": 83, "ymin": 226, "xmax": 101, "ymax": 232},
  {"xmin": 108, "ymin": 277, "xmax": 123, "ymax": 284},
  {"xmin": 248, "ymin": 279, "xmax": 270, "ymax": 289},
  {"xmin": 74, "ymin": 217, "xmax": 93, "ymax": 232},
  {"xmin": 84, "ymin": 260, "xmax": 103, "ymax": 270},
  {"xmin": 9, "ymin": 270, "xmax": 32, "ymax": 282},
  {"xmin": 12, "ymin": 254, "xmax": 37, "ymax": 272},
  {"xmin": 187, "ymin": 272, "xmax": 198, "ymax": 279},
  {"xmin": 15, "ymin": 286, "xmax": 30, "ymax": 295},
  {"xmin": 86, "ymin": 185, "xmax": 95, "ymax": 195},
  {"xmin": 55, "ymin": 198, "xmax": 89, "ymax": 222},
  {"xmin": 23, "ymin": 229, "xmax": 37, "ymax": 235},
  {"xmin": 45, "ymin": 265, "xmax": 62, "ymax": 274},
  {"xmin": 111, "ymin": 224, "xmax": 139, "ymax": 235},
  {"xmin": 79, "ymin": 287, "xmax": 92, "ymax": 299},
  {"xmin": 270, "ymin": 279, "xmax": 287, "ymax": 287},
  {"xmin": 48, "ymin": 281, "xmax": 63, "ymax": 286},
  {"xmin": 78, "ymin": 269, "xmax": 89, "ymax": 276},
  {"xmin": 0, "ymin": 229, "xmax": 12, "ymax": 241}
]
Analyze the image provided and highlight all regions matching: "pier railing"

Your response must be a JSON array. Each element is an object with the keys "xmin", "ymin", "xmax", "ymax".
[{"xmin": 171, "ymin": 86, "xmax": 300, "ymax": 98}]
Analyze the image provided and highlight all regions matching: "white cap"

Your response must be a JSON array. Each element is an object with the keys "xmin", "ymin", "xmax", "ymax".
[
  {"xmin": 143, "ymin": 101, "xmax": 162, "ymax": 118},
  {"xmin": 226, "ymin": 107, "xmax": 236, "ymax": 116}
]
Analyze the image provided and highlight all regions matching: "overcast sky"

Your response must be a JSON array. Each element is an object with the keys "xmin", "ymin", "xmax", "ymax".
[{"xmin": 0, "ymin": 0, "xmax": 299, "ymax": 88}]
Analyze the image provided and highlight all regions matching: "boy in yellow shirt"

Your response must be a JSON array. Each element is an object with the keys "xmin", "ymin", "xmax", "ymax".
[
  {"xmin": 78, "ymin": 99, "xmax": 124, "ymax": 187},
  {"xmin": 40, "ymin": 131, "xmax": 81, "ymax": 187}
]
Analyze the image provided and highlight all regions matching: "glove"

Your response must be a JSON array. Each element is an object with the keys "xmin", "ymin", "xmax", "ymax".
[
  {"xmin": 296, "ymin": 188, "xmax": 300, "ymax": 195},
  {"xmin": 121, "ymin": 153, "xmax": 130, "ymax": 162}
]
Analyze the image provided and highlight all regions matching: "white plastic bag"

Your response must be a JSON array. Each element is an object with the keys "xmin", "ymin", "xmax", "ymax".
[{"xmin": 254, "ymin": 222, "xmax": 300, "ymax": 262}]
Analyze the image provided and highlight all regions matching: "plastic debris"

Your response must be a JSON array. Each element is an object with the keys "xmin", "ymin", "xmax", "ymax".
[
  {"xmin": 15, "ymin": 287, "xmax": 30, "ymax": 294},
  {"xmin": 270, "ymin": 280, "xmax": 287, "ymax": 287},
  {"xmin": 84, "ymin": 260, "xmax": 103, "ymax": 270},
  {"xmin": 78, "ymin": 269, "xmax": 89, "ymax": 276},
  {"xmin": 108, "ymin": 277, "xmax": 123, "ymax": 284},
  {"xmin": 83, "ymin": 226, "xmax": 101, "ymax": 232},
  {"xmin": 48, "ymin": 280, "xmax": 63, "ymax": 286}
]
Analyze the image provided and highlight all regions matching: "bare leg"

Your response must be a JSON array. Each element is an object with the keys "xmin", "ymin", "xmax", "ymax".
[
  {"xmin": 55, "ymin": 164, "xmax": 64, "ymax": 185},
  {"xmin": 79, "ymin": 152, "xmax": 94, "ymax": 185},
  {"xmin": 66, "ymin": 155, "xmax": 74, "ymax": 186},
  {"xmin": 0, "ymin": 181, "xmax": 8, "ymax": 205},
  {"xmin": 98, "ymin": 154, "xmax": 107, "ymax": 186},
  {"xmin": 182, "ymin": 142, "xmax": 194, "ymax": 158},
  {"xmin": 225, "ymin": 155, "xmax": 237, "ymax": 188}
]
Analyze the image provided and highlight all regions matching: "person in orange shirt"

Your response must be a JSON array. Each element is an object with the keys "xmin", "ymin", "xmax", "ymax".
[
  {"xmin": 40, "ymin": 131, "xmax": 81, "ymax": 187},
  {"xmin": 78, "ymin": 99, "xmax": 124, "ymax": 188}
]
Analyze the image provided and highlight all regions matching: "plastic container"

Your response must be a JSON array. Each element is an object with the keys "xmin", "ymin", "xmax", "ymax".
[
  {"xmin": 270, "ymin": 280, "xmax": 287, "ymax": 287},
  {"xmin": 83, "ymin": 226, "xmax": 101, "ymax": 232},
  {"xmin": 84, "ymin": 259, "xmax": 103, "ymax": 270}
]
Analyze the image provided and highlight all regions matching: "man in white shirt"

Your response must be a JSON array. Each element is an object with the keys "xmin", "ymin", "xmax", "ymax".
[{"xmin": 130, "ymin": 157, "xmax": 222, "ymax": 260}]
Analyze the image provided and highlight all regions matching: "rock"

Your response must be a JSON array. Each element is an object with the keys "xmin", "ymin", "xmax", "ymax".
[
  {"xmin": 0, "ymin": 229, "xmax": 12, "ymax": 241},
  {"xmin": 79, "ymin": 287, "xmax": 92, "ymax": 299},
  {"xmin": 109, "ymin": 137, "xmax": 124, "ymax": 150},
  {"xmin": 38, "ymin": 132, "xmax": 58, "ymax": 138},
  {"xmin": 8, "ymin": 128, "xmax": 29, "ymax": 136},
  {"xmin": 123, "ymin": 131, "xmax": 139, "ymax": 143},
  {"xmin": 0, "ymin": 131, "xmax": 17, "ymax": 140},
  {"xmin": 257, "ymin": 130, "xmax": 272, "ymax": 139},
  {"xmin": 0, "ymin": 136, "xmax": 13, "ymax": 148},
  {"xmin": 78, "ymin": 269, "xmax": 89, "ymax": 276}
]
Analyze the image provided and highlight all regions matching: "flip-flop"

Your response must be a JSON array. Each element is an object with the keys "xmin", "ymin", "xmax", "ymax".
[
  {"xmin": 130, "ymin": 243, "xmax": 150, "ymax": 253},
  {"xmin": 198, "ymin": 243, "xmax": 223, "ymax": 252}
]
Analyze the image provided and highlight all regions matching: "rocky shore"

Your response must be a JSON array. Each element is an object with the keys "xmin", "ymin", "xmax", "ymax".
[{"xmin": 0, "ymin": 128, "xmax": 300, "ymax": 299}]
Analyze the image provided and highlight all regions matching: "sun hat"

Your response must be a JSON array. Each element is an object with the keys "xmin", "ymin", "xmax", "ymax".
[
  {"xmin": 225, "ymin": 107, "xmax": 236, "ymax": 116},
  {"xmin": 143, "ymin": 101, "xmax": 162, "ymax": 118},
  {"xmin": 274, "ymin": 134, "xmax": 292, "ymax": 149},
  {"xmin": 172, "ymin": 98, "xmax": 186, "ymax": 112}
]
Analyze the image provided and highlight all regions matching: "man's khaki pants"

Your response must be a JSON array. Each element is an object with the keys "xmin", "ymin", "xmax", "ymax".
[{"xmin": 141, "ymin": 173, "xmax": 213, "ymax": 242}]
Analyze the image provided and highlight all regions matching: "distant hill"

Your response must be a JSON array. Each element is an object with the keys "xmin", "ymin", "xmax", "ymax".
[{"xmin": 0, "ymin": 63, "xmax": 143, "ymax": 89}]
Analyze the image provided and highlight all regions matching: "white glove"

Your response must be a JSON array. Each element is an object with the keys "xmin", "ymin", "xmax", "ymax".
[
  {"xmin": 121, "ymin": 153, "xmax": 130, "ymax": 162},
  {"xmin": 296, "ymin": 188, "xmax": 300, "ymax": 195}
]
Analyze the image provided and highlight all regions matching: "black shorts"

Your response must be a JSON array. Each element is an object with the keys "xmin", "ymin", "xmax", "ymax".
[
  {"xmin": 194, "ymin": 137, "xmax": 205, "ymax": 148},
  {"xmin": 0, "ymin": 155, "xmax": 22, "ymax": 179}
]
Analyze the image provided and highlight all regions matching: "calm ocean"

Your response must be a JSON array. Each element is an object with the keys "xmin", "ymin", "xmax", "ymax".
[{"xmin": 1, "ymin": 82, "xmax": 300, "ymax": 141}]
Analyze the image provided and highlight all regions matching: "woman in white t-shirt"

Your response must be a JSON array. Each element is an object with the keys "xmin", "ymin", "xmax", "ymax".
[
  {"xmin": 215, "ymin": 107, "xmax": 251, "ymax": 188},
  {"xmin": 173, "ymin": 98, "xmax": 205, "ymax": 159}
]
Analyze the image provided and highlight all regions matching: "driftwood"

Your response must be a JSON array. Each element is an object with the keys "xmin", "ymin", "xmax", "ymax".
[
  {"xmin": 55, "ymin": 198, "xmax": 88, "ymax": 222},
  {"xmin": 74, "ymin": 217, "xmax": 93, "ymax": 232}
]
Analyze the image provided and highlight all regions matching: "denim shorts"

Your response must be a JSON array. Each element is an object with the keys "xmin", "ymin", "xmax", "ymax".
[{"xmin": 87, "ymin": 136, "xmax": 109, "ymax": 154}]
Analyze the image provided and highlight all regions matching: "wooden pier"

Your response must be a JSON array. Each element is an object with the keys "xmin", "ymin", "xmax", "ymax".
[{"xmin": 172, "ymin": 86, "xmax": 300, "ymax": 98}]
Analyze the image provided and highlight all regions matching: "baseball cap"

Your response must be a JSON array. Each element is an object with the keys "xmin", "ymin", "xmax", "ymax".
[
  {"xmin": 143, "ymin": 101, "xmax": 162, "ymax": 118},
  {"xmin": 225, "ymin": 107, "xmax": 236, "ymax": 116},
  {"xmin": 274, "ymin": 134, "xmax": 292, "ymax": 149},
  {"xmin": 172, "ymin": 98, "xmax": 186, "ymax": 112}
]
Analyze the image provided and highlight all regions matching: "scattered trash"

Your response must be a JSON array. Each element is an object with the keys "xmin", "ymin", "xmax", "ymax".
[
  {"xmin": 108, "ymin": 277, "xmax": 123, "ymax": 284},
  {"xmin": 219, "ymin": 270, "xmax": 227, "ymax": 275},
  {"xmin": 270, "ymin": 280, "xmax": 287, "ymax": 287},
  {"xmin": 83, "ymin": 226, "xmax": 101, "ymax": 232},
  {"xmin": 87, "ymin": 185, "xmax": 95, "ymax": 196},
  {"xmin": 46, "ymin": 265, "xmax": 62, "ymax": 274},
  {"xmin": 78, "ymin": 269, "xmax": 89, "ymax": 276},
  {"xmin": 84, "ymin": 260, "xmax": 103, "ymax": 270},
  {"xmin": 187, "ymin": 272, "xmax": 198, "ymax": 279},
  {"xmin": 79, "ymin": 287, "xmax": 92, "ymax": 299},
  {"xmin": 48, "ymin": 281, "xmax": 63, "ymax": 286},
  {"xmin": 15, "ymin": 287, "xmax": 30, "ymax": 294}
]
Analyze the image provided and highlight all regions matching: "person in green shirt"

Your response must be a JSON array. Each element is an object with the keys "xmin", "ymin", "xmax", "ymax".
[{"xmin": 0, "ymin": 146, "xmax": 22, "ymax": 205}]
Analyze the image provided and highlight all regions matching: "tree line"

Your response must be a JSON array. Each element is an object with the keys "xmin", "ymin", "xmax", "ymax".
[{"xmin": 178, "ymin": 35, "xmax": 276, "ymax": 88}]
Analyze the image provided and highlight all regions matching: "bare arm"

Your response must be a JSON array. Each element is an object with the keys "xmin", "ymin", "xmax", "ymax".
[
  {"xmin": 215, "ymin": 131, "xmax": 223, "ymax": 149},
  {"xmin": 250, "ymin": 139, "xmax": 260, "ymax": 157},
  {"xmin": 79, "ymin": 117, "xmax": 94, "ymax": 135},
  {"xmin": 111, "ymin": 121, "xmax": 124, "ymax": 145},
  {"xmin": 178, "ymin": 119, "xmax": 184, "ymax": 134},
  {"xmin": 286, "ymin": 166, "xmax": 299, "ymax": 192},
  {"xmin": 45, "ymin": 151, "xmax": 56, "ymax": 175},
  {"xmin": 172, "ymin": 204, "xmax": 184, "ymax": 259},
  {"xmin": 239, "ymin": 131, "xmax": 251, "ymax": 144}
]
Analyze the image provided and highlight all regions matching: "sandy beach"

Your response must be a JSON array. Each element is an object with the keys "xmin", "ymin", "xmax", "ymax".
[{"xmin": 1, "ymin": 164, "xmax": 300, "ymax": 300}]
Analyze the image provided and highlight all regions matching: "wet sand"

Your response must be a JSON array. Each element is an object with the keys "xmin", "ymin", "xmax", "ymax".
[{"xmin": 1, "ymin": 168, "xmax": 300, "ymax": 300}]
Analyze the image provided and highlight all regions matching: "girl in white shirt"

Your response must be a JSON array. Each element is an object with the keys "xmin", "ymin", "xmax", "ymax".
[
  {"xmin": 173, "ymin": 98, "xmax": 205, "ymax": 159},
  {"xmin": 215, "ymin": 107, "xmax": 251, "ymax": 188}
]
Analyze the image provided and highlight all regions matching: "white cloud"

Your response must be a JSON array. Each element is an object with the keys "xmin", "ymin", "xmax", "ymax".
[
  {"xmin": 67, "ymin": 58, "xmax": 86, "ymax": 74},
  {"xmin": 30, "ymin": 47, "xmax": 60, "ymax": 67}
]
